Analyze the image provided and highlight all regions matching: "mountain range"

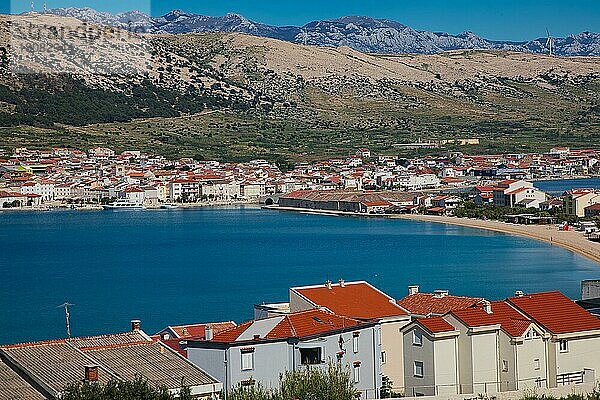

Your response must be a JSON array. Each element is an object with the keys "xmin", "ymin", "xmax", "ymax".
[{"xmin": 44, "ymin": 7, "xmax": 600, "ymax": 56}]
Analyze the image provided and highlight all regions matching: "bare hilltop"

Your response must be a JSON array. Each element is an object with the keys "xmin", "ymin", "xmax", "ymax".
[{"xmin": 0, "ymin": 13, "xmax": 599, "ymax": 162}]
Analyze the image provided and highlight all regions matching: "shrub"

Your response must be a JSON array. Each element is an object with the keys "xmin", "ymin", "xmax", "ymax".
[
  {"xmin": 226, "ymin": 363, "xmax": 357, "ymax": 400},
  {"xmin": 61, "ymin": 377, "xmax": 193, "ymax": 400}
]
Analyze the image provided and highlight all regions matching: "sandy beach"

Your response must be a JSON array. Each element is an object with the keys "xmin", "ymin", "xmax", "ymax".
[{"xmin": 394, "ymin": 214, "xmax": 600, "ymax": 265}]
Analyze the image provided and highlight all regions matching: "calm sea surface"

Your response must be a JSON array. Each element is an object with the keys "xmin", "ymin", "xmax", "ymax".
[
  {"xmin": 0, "ymin": 206, "xmax": 598, "ymax": 344},
  {"xmin": 535, "ymin": 178, "xmax": 600, "ymax": 195}
]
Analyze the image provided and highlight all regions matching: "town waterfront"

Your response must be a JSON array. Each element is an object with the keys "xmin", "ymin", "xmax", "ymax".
[{"xmin": 0, "ymin": 206, "xmax": 598, "ymax": 345}]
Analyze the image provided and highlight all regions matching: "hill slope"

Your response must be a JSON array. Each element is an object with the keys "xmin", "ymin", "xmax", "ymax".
[{"xmin": 0, "ymin": 14, "xmax": 599, "ymax": 162}]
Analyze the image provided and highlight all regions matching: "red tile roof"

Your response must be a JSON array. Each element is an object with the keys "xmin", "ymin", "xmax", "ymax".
[
  {"xmin": 165, "ymin": 321, "xmax": 237, "ymax": 340},
  {"xmin": 450, "ymin": 301, "xmax": 532, "ymax": 337},
  {"xmin": 267, "ymin": 310, "xmax": 363, "ymax": 339},
  {"xmin": 361, "ymin": 201, "xmax": 393, "ymax": 207},
  {"xmin": 418, "ymin": 316, "xmax": 456, "ymax": 333},
  {"xmin": 398, "ymin": 293, "xmax": 483, "ymax": 316},
  {"xmin": 294, "ymin": 281, "xmax": 408, "ymax": 319},
  {"xmin": 211, "ymin": 310, "xmax": 364, "ymax": 343},
  {"xmin": 211, "ymin": 322, "xmax": 254, "ymax": 343},
  {"xmin": 507, "ymin": 291, "xmax": 600, "ymax": 334}
]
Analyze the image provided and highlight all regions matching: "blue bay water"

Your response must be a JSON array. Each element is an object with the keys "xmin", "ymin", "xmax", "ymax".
[
  {"xmin": 0, "ymin": 206, "xmax": 598, "ymax": 345},
  {"xmin": 534, "ymin": 178, "xmax": 600, "ymax": 195}
]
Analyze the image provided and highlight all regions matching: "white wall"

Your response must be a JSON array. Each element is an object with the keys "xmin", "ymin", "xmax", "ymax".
[
  {"xmin": 556, "ymin": 335, "xmax": 600, "ymax": 382},
  {"xmin": 516, "ymin": 337, "xmax": 547, "ymax": 389},
  {"xmin": 433, "ymin": 338, "xmax": 459, "ymax": 396},
  {"xmin": 471, "ymin": 333, "xmax": 499, "ymax": 393}
]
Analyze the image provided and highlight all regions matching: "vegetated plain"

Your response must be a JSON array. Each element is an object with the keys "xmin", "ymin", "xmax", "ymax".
[{"xmin": 0, "ymin": 15, "xmax": 599, "ymax": 163}]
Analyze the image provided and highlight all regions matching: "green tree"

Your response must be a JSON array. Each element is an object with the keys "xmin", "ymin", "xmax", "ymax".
[
  {"xmin": 227, "ymin": 363, "xmax": 357, "ymax": 400},
  {"xmin": 60, "ymin": 377, "xmax": 190, "ymax": 400}
]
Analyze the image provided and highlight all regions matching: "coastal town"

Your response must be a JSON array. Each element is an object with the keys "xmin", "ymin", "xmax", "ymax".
[
  {"xmin": 2, "ymin": 280, "xmax": 600, "ymax": 399},
  {"xmin": 1, "ymin": 146, "xmax": 600, "ymax": 216}
]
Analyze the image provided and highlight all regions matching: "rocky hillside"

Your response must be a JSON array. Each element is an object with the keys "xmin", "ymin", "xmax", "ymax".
[
  {"xmin": 0, "ymin": 13, "xmax": 599, "ymax": 161},
  {"xmin": 46, "ymin": 7, "xmax": 600, "ymax": 56}
]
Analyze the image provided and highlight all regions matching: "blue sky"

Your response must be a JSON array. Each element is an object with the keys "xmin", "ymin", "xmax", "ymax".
[{"xmin": 3, "ymin": 0, "xmax": 599, "ymax": 40}]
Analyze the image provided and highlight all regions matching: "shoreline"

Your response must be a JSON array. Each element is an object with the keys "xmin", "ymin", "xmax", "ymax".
[
  {"xmin": 263, "ymin": 206, "xmax": 600, "ymax": 265},
  {"xmin": 392, "ymin": 214, "xmax": 600, "ymax": 265},
  {"xmin": 0, "ymin": 201, "xmax": 259, "ymax": 213}
]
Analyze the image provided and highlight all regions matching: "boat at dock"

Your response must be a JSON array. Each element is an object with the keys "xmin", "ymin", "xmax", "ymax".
[
  {"xmin": 160, "ymin": 203, "xmax": 180, "ymax": 210},
  {"xmin": 102, "ymin": 200, "xmax": 145, "ymax": 210}
]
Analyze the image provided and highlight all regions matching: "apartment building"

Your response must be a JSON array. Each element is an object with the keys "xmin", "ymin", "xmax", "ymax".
[
  {"xmin": 289, "ymin": 281, "xmax": 411, "ymax": 392},
  {"xmin": 185, "ymin": 309, "xmax": 382, "ymax": 399},
  {"xmin": 401, "ymin": 291, "xmax": 600, "ymax": 397},
  {"xmin": 564, "ymin": 189, "xmax": 600, "ymax": 217}
]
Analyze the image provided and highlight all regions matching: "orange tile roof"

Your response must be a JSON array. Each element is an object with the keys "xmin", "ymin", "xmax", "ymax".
[
  {"xmin": 450, "ymin": 301, "xmax": 532, "ymax": 337},
  {"xmin": 507, "ymin": 291, "xmax": 600, "ymax": 334},
  {"xmin": 418, "ymin": 316, "xmax": 456, "ymax": 333},
  {"xmin": 267, "ymin": 310, "xmax": 363, "ymax": 339},
  {"xmin": 294, "ymin": 281, "xmax": 407, "ymax": 319},
  {"xmin": 169, "ymin": 321, "xmax": 237, "ymax": 339},
  {"xmin": 398, "ymin": 293, "xmax": 483, "ymax": 316},
  {"xmin": 210, "ymin": 310, "xmax": 364, "ymax": 343},
  {"xmin": 211, "ymin": 322, "xmax": 254, "ymax": 343}
]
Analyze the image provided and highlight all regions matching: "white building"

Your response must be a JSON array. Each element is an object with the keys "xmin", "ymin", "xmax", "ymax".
[
  {"xmin": 289, "ymin": 281, "xmax": 411, "ymax": 394},
  {"xmin": 185, "ymin": 309, "xmax": 382, "ymax": 399},
  {"xmin": 401, "ymin": 316, "xmax": 460, "ymax": 397}
]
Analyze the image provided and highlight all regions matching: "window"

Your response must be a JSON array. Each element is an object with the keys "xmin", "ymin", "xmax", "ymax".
[
  {"xmin": 353, "ymin": 332, "xmax": 360, "ymax": 353},
  {"xmin": 559, "ymin": 340, "xmax": 569, "ymax": 353},
  {"xmin": 534, "ymin": 359, "xmax": 541, "ymax": 371},
  {"xmin": 353, "ymin": 362, "xmax": 361, "ymax": 383},
  {"xmin": 381, "ymin": 351, "xmax": 387, "ymax": 364},
  {"xmin": 241, "ymin": 349, "xmax": 254, "ymax": 371},
  {"xmin": 414, "ymin": 361, "xmax": 424, "ymax": 378},
  {"xmin": 502, "ymin": 360, "xmax": 509, "ymax": 373},
  {"xmin": 525, "ymin": 328, "xmax": 540, "ymax": 340},
  {"xmin": 300, "ymin": 348, "xmax": 322, "ymax": 365},
  {"xmin": 413, "ymin": 330, "xmax": 423, "ymax": 346}
]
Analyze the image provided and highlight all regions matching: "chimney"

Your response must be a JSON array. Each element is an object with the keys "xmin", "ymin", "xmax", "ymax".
[
  {"xmin": 515, "ymin": 290, "xmax": 525, "ymax": 297},
  {"xmin": 433, "ymin": 290, "xmax": 449, "ymax": 299},
  {"xmin": 482, "ymin": 300, "xmax": 493, "ymax": 314},
  {"xmin": 253, "ymin": 334, "xmax": 260, "ymax": 341},
  {"xmin": 326, "ymin": 280, "xmax": 332, "ymax": 290},
  {"xmin": 131, "ymin": 319, "xmax": 141, "ymax": 332},
  {"xmin": 84, "ymin": 365, "xmax": 99, "ymax": 382},
  {"xmin": 339, "ymin": 279, "xmax": 345, "ymax": 288},
  {"xmin": 408, "ymin": 285, "xmax": 420, "ymax": 296},
  {"xmin": 205, "ymin": 326, "xmax": 214, "ymax": 341}
]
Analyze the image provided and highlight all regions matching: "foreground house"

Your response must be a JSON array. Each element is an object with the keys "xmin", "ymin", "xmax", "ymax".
[
  {"xmin": 507, "ymin": 291, "xmax": 600, "ymax": 387},
  {"xmin": 0, "ymin": 321, "xmax": 222, "ymax": 399},
  {"xmin": 401, "ymin": 316, "xmax": 460, "ymax": 397},
  {"xmin": 445, "ymin": 300, "xmax": 546, "ymax": 394},
  {"xmin": 290, "ymin": 281, "xmax": 410, "ymax": 392},
  {"xmin": 397, "ymin": 286, "xmax": 483, "ymax": 318},
  {"xmin": 185, "ymin": 309, "xmax": 382, "ymax": 399},
  {"xmin": 401, "ymin": 291, "xmax": 600, "ymax": 396}
]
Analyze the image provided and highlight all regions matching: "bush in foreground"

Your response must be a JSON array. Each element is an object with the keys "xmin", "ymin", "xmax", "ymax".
[
  {"xmin": 228, "ymin": 363, "xmax": 357, "ymax": 400},
  {"xmin": 61, "ymin": 377, "xmax": 193, "ymax": 400}
]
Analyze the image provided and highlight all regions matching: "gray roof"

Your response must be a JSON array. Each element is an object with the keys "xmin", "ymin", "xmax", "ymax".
[
  {"xmin": 1, "ymin": 341, "xmax": 113, "ymax": 396},
  {"xmin": 0, "ymin": 359, "xmax": 44, "ymax": 400},
  {"xmin": 81, "ymin": 341, "xmax": 217, "ymax": 389},
  {"xmin": 0, "ymin": 331, "xmax": 219, "ymax": 397}
]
